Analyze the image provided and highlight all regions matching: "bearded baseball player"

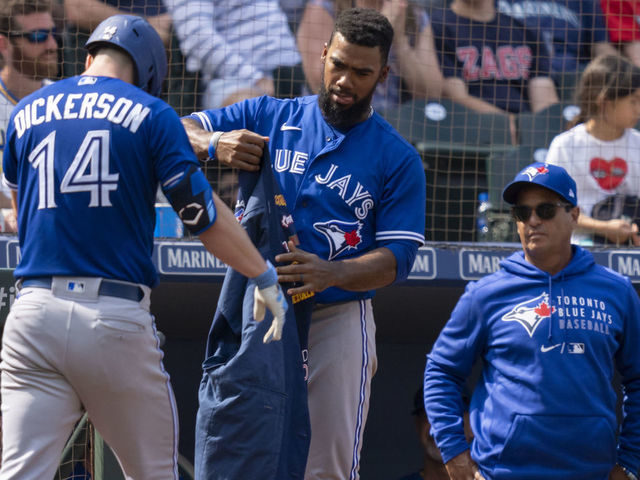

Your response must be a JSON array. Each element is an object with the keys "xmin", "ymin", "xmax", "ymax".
[
  {"xmin": 182, "ymin": 8, "xmax": 426, "ymax": 479},
  {"xmin": 0, "ymin": 14, "xmax": 287, "ymax": 480}
]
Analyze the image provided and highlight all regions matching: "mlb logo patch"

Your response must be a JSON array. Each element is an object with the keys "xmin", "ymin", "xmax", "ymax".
[
  {"xmin": 66, "ymin": 281, "xmax": 85, "ymax": 293},
  {"xmin": 78, "ymin": 76, "xmax": 97, "ymax": 85},
  {"xmin": 567, "ymin": 343, "xmax": 585, "ymax": 354}
]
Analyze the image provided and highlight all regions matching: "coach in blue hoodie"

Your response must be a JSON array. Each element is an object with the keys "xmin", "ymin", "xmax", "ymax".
[{"xmin": 425, "ymin": 163, "xmax": 640, "ymax": 480}]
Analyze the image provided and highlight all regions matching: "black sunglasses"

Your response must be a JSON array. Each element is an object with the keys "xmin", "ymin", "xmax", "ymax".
[
  {"xmin": 511, "ymin": 202, "xmax": 573, "ymax": 222},
  {"xmin": 8, "ymin": 27, "xmax": 57, "ymax": 44}
]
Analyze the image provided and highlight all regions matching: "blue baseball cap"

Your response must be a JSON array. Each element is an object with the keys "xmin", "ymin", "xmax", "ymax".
[{"xmin": 502, "ymin": 162, "xmax": 578, "ymax": 206}]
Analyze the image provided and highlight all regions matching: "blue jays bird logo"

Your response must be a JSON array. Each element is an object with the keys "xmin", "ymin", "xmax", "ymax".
[
  {"xmin": 522, "ymin": 164, "xmax": 550, "ymax": 181},
  {"xmin": 502, "ymin": 292, "xmax": 556, "ymax": 337},
  {"xmin": 313, "ymin": 220, "xmax": 363, "ymax": 260},
  {"xmin": 234, "ymin": 200, "xmax": 245, "ymax": 223}
]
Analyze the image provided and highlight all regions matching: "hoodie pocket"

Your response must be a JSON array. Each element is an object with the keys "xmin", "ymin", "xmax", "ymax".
[{"xmin": 499, "ymin": 414, "xmax": 616, "ymax": 475}]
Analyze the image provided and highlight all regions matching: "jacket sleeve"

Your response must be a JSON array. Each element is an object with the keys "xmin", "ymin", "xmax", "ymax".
[
  {"xmin": 424, "ymin": 281, "xmax": 486, "ymax": 463},
  {"xmin": 616, "ymin": 280, "xmax": 640, "ymax": 474}
]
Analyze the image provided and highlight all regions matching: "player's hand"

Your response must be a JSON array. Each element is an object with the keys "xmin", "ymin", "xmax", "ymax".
[
  {"xmin": 444, "ymin": 450, "xmax": 485, "ymax": 480},
  {"xmin": 609, "ymin": 464, "xmax": 631, "ymax": 479},
  {"xmin": 253, "ymin": 261, "xmax": 288, "ymax": 343},
  {"xmin": 216, "ymin": 129, "xmax": 268, "ymax": 172},
  {"xmin": 275, "ymin": 241, "xmax": 336, "ymax": 295}
]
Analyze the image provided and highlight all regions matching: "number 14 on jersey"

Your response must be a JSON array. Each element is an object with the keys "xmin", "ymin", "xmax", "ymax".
[{"xmin": 28, "ymin": 129, "xmax": 119, "ymax": 209}]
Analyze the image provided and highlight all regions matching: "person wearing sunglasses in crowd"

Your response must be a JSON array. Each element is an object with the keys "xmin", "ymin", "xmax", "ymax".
[
  {"xmin": 424, "ymin": 162, "xmax": 640, "ymax": 480},
  {"xmin": 0, "ymin": 0, "xmax": 59, "ymax": 233}
]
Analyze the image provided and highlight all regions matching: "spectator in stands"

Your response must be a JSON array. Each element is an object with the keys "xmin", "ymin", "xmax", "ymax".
[
  {"xmin": 162, "ymin": 0, "xmax": 304, "ymax": 108},
  {"xmin": 280, "ymin": 0, "xmax": 309, "ymax": 33},
  {"xmin": 600, "ymin": 0, "xmax": 640, "ymax": 68},
  {"xmin": 498, "ymin": 0, "xmax": 617, "ymax": 83},
  {"xmin": 296, "ymin": 0, "xmax": 443, "ymax": 110},
  {"xmin": 546, "ymin": 54, "xmax": 640, "ymax": 246},
  {"xmin": 0, "ymin": 0, "xmax": 59, "ymax": 233},
  {"xmin": 62, "ymin": 0, "xmax": 172, "ymax": 76},
  {"xmin": 397, "ymin": 386, "xmax": 472, "ymax": 480},
  {"xmin": 61, "ymin": 0, "xmax": 201, "ymax": 117},
  {"xmin": 425, "ymin": 161, "xmax": 640, "ymax": 480},
  {"xmin": 430, "ymin": 0, "xmax": 559, "ymax": 114}
]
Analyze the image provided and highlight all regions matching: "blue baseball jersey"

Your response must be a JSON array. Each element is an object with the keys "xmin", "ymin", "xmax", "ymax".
[
  {"xmin": 191, "ymin": 95, "xmax": 426, "ymax": 303},
  {"xmin": 430, "ymin": 8, "xmax": 552, "ymax": 113},
  {"xmin": 3, "ymin": 75, "xmax": 206, "ymax": 286}
]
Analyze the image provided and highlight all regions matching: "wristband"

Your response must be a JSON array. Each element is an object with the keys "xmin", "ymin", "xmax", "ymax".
[
  {"xmin": 207, "ymin": 131, "xmax": 224, "ymax": 159},
  {"xmin": 254, "ymin": 261, "xmax": 277, "ymax": 289}
]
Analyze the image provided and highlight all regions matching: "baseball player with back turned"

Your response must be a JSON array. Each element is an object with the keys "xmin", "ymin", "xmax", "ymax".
[
  {"xmin": 0, "ymin": 14, "xmax": 287, "ymax": 480},
  {"xmin": 182, "ymin": 7, "xmax": 426, "ymax": 479}
]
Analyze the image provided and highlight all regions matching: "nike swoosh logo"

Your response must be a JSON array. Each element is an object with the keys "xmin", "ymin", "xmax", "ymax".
[
  {"xmin": 540, "ymin": 343, "xmax": 562, "ymax": 353},
  {"xmin": 281, "ymin": 123, "xmax": 302, "ymax": 131}
]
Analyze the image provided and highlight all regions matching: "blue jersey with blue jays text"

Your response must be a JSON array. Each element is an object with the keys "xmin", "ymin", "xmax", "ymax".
[
  {"xmin": 190, "ymin": 95, "xmax": 426, "ymax": 303},
  {"xmin": 3, "ymin": 76, "xmax": 206, "ymax": 286},
  {"xmin": 430, "ymin": 7, "xmax": 552, "ymax": 113}
]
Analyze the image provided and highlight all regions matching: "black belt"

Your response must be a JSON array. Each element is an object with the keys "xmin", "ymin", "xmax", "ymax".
[{"xmin": 22, "ymin": 277, "xmax": 144, "ymax": 302}]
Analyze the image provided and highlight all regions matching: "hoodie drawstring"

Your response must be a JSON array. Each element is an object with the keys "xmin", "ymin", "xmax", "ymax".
[{"xmin": 547, "ymin": 275, "xmax": 553, "ymax": 341}]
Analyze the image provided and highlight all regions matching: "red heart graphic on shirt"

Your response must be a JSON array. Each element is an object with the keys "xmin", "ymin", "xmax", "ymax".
[{"xmin": 589, "ymin": 157, "xmax": 628, "ymax": 190}]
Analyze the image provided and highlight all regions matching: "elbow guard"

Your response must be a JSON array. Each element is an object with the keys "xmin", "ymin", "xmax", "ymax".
[{"xmin": 163, "ymin": 165, "xmax": 216, "ymax": 235}]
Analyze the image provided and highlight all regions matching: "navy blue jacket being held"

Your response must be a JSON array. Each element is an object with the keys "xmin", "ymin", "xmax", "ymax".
[{"xmin": 194, "ymin": 151, "xmax": 314, "ymax": 480}]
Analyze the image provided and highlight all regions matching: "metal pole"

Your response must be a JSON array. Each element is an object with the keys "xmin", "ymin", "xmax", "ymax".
[{"xmin": 92, "ymin": 422, "xmax": 104, "ymax": 480}]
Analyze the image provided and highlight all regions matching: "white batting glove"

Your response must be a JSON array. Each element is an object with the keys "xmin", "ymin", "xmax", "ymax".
[{"xmin": 253, "ymin": 261, "xmax": 288, "ymax": 343}]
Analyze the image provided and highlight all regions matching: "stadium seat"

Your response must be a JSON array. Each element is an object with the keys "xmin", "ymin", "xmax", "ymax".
[
  {"xmin": 381, "ymin": 98, "xmax": 513, "ymax": 155},
  {"xmin": 517, "ymin": 102, "xmax": 578, "ymax": 160},
  {"xmin": 486, "ymin": 146, "xmax": 538, "ymax": 209},
  {"xmin": 382, "ymin": 98, "xmax": 516, "ymax": 242},
  {"xmin": 554, "ymin": 70, "xmax": 581, "ymax": 104},
  {"xmin": 483, "ymin": 146, "xmax": 540, "ymax": 242}
]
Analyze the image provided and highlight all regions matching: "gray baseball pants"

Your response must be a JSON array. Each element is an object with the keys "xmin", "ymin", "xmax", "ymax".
[
  {"xmin": 304, "ymin": 299, "xmax": 377, "ymax": 480},
  {"xmin": 0, "ymin": 278, "xmax": 179, "ymax": 480}
]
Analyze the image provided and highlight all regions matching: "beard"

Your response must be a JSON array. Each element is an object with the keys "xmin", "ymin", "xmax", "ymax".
[
  {"xmin": 317, "ymin": 77, "xmax": 377, "ymax": 130},
  {"xmin": 11, "ymin": 43, "xmax": 58, "ymax": 80}
]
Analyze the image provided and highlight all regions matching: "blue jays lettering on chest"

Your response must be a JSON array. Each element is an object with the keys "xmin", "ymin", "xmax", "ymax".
[{"xmin": 315, "ymin": 164, "xmax": 373, "ymax": 220}]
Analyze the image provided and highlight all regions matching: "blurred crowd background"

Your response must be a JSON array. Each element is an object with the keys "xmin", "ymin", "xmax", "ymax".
[{"xmin": 5, "ymin": 0, "xmax": 640, "ymax": 245}]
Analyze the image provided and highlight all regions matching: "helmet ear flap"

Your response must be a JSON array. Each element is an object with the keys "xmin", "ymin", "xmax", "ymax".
[{"xmin": 85, "ymin": 14, "xmax": 167, "ymax": 96}]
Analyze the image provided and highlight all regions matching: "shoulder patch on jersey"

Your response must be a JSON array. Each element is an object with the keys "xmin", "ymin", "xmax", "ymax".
[
  {"xmin": 313, "ymin": 219, "xmax": 362, "ymax": 260},
  {"xmin": 234, "ymin": 199, "xmax": 245, "ymax": 222}
]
